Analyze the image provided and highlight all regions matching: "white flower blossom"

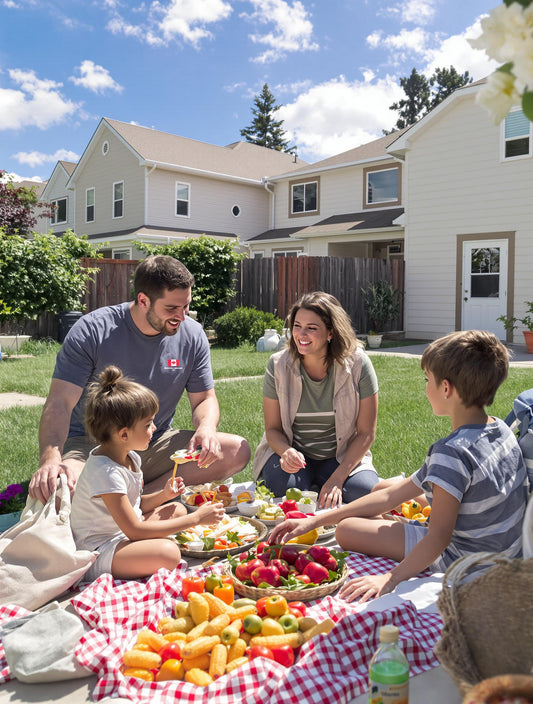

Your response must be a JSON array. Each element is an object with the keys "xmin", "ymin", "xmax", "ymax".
[{"xmin": 476, "ymin": 70, "xmax": 521, "ymax": 124}]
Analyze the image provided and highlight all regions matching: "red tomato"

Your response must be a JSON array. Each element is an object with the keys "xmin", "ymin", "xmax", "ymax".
[
  {"xmin": 255, "ymin": 596, "xmax": 270, "ymax": 618},
  {"xmin": 288, "ymin": 605, "xmax": 304, "ymax": 619},
  {"xmin": 249, "ymin": 645, "xmax": 274, "ymax": 661},
  {"xmin": 289, "ymin": 601, "xmax": 306, "ymax": 617},
  {"xmin": 270, "ymin": 644, "xmax": 295, "ymax": 667},
  {"xmin": 158, "ymin": 642, "xmax": 182, "ymax": 662}
]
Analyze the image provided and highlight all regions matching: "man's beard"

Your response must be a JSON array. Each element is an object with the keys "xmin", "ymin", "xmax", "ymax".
[{"xmin": 146, "ymin": 308, "xmax": 180, "ymax": 336}]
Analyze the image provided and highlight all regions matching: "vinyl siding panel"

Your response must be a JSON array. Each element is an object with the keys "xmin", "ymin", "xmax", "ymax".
[
  {"xmin": 38, "ymin": 167, "xmax": 74, "ymax": 234},
  {"xmin": 74, "ymin": 130, "xmax": 144, "ymax": 236},
  {"xmin": 146, "ymin": 168, "xmax": 269, "ymax": 238},
  {"xmin": 403, "ymin": 95, "xmax": 533, "ymax": 340}
]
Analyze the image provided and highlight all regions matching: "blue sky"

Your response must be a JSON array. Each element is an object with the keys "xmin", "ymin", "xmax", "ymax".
[{"xmin": 0, "ymin": 0, "xmax": 497, "ymax": 183}]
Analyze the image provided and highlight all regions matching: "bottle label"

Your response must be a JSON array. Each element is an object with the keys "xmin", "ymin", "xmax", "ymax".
[{"xmin": 368, "ymin": 679, "xmax": 408, "ymax": 704}]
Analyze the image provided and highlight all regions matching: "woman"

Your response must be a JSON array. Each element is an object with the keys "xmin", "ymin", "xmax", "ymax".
[{"xmin": 253, "ymin": 292, "xmax": 379, "ymax": 509}]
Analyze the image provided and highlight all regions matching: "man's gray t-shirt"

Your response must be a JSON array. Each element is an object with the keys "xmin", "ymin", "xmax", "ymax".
[{"xmin": 53, "ymin": 302, "xmax": 214, "ymax": 441}]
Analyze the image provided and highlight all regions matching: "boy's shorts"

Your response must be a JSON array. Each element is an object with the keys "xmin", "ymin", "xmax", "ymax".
[
  {"xmin": 404, "ymin": 521, "xmax": 443, "ymax": 572},
  {"xmin": 63, "ymin": 428, "xmax": 195, "ymax": 483}
]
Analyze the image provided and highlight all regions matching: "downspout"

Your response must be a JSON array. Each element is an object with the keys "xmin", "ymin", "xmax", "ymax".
[{"xmin": 262, "ymin": 177, "xmax": 275, "ymax": 230}]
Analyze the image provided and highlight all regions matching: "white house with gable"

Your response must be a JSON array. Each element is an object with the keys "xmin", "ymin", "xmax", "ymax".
[{"xmin": 388, "ymin": 79, "xmax": 533, "ymax": 343}]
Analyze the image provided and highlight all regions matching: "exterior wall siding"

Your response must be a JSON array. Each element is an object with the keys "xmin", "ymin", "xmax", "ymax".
[
  {"xmin": 146, "ymin": 168, "xmax": 269, "ymax": 239},
  {"xmin": 38, "ymin": 168, "xmax": 74, "ymax": 235},
  {"xmin": 73, "ymin": 129, "xmax": 145, "ymax": 237},
  {"xmin": 403, "ymin": 95, "xmax": 533, "ymax": 340}
]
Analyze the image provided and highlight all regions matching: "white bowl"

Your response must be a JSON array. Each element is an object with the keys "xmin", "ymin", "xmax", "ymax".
[
  {"xmin": 297, "ymin": 499, "xmax": 317, "ymax": 514},
  {"xmin": 301, "ymin": 490, "xmax": 318, "ymax": 502},
  {"xmin": 237, "ymin": 500, "xmax": 262, "ymax": 517}
]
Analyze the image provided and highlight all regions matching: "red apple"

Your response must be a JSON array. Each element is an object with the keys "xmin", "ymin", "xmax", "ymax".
[
  {"xmin": 251, "ymin": 565, "xmax": 280, "ymax": 587},
  {"xmin": 258, "ymin": 550, "xmax": 271, "ymax": 565},
  {"xmin": 270, "ymin": 558, "xmax": 290, "ymax": 579},
  {"xmin": 322, "ymin": 555, "xmax": 338, "ymax": 572},
  {"xmin": 302, "ymin": 561, "xmax": 330, "ymax": 584},
  {"xmin": 280, "ymin": 544, "xmax": 299, "ymax": 565},
  {"xmin": 294, "ymin": 552, "xmax": 314, "ymax": 573},
  {"xmin": 295, "ymin": 574, "xmax": 311, "ymax": 584},
  {"xmin": 235, "ymin": 558, "xmax": 263, "ymax": 582},
  {"xmin": 307, "ymin": 545, "xmax": 332, "ymax": 565}
]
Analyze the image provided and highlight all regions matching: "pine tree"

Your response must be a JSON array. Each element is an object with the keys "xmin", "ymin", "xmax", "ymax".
[
  {"xmin": 240, "ymin": 83, "xmax": 296, "ymax": 154},
  {"xmin": 429, "ymin": 66, "xmax": 472, "ymax": 109}
]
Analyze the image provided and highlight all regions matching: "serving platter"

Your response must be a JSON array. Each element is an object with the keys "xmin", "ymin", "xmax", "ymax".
[{"xmin": 176, "ymin": 516, "xmax": 267, "ymax": 559}]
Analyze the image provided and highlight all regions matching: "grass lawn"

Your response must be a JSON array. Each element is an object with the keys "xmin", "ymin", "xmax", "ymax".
[{"xmin": 1, "ymin": 341, "xmax": 532, "ymax": 491}]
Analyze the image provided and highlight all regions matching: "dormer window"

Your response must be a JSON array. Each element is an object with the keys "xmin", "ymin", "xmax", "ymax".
[{"xmin": 503, "ymin": 108, "xmax": 531, "ymax": 159}]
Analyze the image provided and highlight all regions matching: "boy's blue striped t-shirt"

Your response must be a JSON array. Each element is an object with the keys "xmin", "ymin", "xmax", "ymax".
[{"xmin": 411, "ymin": 417, "xmax": 528, "ymax": 570}]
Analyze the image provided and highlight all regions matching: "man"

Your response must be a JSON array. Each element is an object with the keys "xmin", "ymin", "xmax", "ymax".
[{"xmin": 29, "ymin": 255, "xmax": 250, "ymax": 503}]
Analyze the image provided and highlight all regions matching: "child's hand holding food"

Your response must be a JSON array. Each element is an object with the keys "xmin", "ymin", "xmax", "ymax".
[
  {"xmin": 195, "ymin": 501, "xmax": 225, "ymax": 526},
  {"xmin": 163, "ymin": 475, "xmax": 185, "ymax": 500}
]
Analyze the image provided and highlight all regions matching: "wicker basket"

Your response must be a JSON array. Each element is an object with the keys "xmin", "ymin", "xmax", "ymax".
[
  {"xmin": 462, "ymin": 674, "xmax": 533, "ymax": 703},
  {"xmin": 223, "ymin": 545, "xmax": 349, "ymax": 602},
  {"xmin": 178, "ymin": 517, "xmax": 268, "ymax": 559}
]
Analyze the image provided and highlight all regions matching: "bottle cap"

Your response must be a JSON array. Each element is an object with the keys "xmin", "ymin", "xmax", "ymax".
[{"xmin": 379, "ymin": 625, "xmax": 399, "ymax": 643}]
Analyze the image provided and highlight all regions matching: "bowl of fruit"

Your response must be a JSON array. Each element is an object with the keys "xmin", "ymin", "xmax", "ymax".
[{"xmin": 225, "ymin": 542, "xmax": 349, "ymax": 602}]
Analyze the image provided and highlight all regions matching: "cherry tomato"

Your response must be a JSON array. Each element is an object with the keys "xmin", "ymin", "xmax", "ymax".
[
  {"xmin": 270, "ymin": 644, "xmax": 295, "ymax": 667},
  {"xmin": 158, "ymin": 642, "xmax": 182, "ymax": 662},
  {"xmin": 249, "ymin": 645, "xmax": 274, "ymax": 661},
  {"xmin": 181, "ymin": 574, "xmax": 205, "ymax": 600},
  {"xmin": 288, "ymin": 605, "xmax": 304, "ymax": 619}
]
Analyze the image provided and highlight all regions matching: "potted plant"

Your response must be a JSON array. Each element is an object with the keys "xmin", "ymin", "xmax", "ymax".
[
  {"xmin": 0, "ymin": 482, "xmax": 26, "ymax": 532},
  {"xmin": 498, "ymin": 301, "xmax": 533, "ymax": 354},
  {"xmin": 361, "ymin": 281, "xmax": 402, "ymax": 349}
]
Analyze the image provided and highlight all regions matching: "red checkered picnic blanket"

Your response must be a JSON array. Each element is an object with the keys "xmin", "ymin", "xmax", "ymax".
[{"xmin": 0, "ymin": 553, "xmax": 443, "ymax": 701}]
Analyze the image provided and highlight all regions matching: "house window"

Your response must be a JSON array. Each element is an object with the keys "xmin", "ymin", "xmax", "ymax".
[
  {"xmin": 364, "ymin": 165, "xmax": 400, "ymax": 208},
  {"xmin": 232, "ymin": 204, "xmax": 241, "ymax": 217},
  {"xmin": 504, "ymin": 109, "xmax": 531, "ymax": 159},
  {"xmin": 51, "ymin": 197, "xmax": 67, "ymax": 225},
  {"xmin": 289, "ymin": 177, "xmax": 319, "ymax": 216},
  {"xmin": 176, "ymin": 182, "xmax": 190, "ymax": 217},
  {"xmin": 86, "ymin": 188, "xmax": 95, "ymax": 222},
  {"xmin": 253, "ymin": 251, "xmax": 264, "ymax": 259},
  {"xmin": 112, "ymin": 247, "xmax": 132, "ymax": 259},
  {"xmin": 274, "ymin": 250, "xmax": 301, "ymax": 257},
  {"xmin": 113, "ymin": 181, "xmax": 124, "ymax": 219}
]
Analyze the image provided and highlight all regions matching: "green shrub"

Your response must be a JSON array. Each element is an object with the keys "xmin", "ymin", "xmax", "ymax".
[
  {"xmin": 19, "ymin": 338, "xmax": 61, "ymax": 356},
  {"xmin": 214, "ymin": 307, "xmax": 284, "ymax": 347}
]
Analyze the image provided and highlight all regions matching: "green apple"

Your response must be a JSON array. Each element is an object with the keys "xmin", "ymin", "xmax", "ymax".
[
  {"xmin": 285, "ymin": 487, "xmax": 302, "ymax": 502},
  {"xmin": 243, "ymin": 614, "xmax": 263, "ymax": 635},
  {"xmin": 278, "ymin": 613, "xmax": 299, "ymax": 633}
]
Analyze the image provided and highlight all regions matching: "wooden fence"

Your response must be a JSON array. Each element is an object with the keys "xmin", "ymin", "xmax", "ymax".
[
  {"xmin": 1, "ymin": 256, "xmax": 404, "ymax": 338},
  {"xmin": 233, "ymin": 256, "xmax": 404, "ymax": 332}
]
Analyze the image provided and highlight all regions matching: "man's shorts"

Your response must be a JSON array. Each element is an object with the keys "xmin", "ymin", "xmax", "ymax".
[{"xmin": 63, "ymin": 428, "xmax": 195, "ymax": 483}]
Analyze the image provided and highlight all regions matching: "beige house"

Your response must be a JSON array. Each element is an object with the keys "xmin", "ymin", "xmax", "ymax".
[
  {"xmin": 38, "ymin": 160, "xmax": 76, "ymax": 235},
  {"xmin": 43, "ymin": 118, "xmax": 306, "ymax": 259},
  {"xmin": 388, "ymin": 80, "xmax": 533, "ymax": 342},
  {"xmin": 245, "ymin": 130, "xmax": 407, "ymax": 260}
]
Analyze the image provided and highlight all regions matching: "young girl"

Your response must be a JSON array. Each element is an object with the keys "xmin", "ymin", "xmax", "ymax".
[{"xmin": 71, "ymin": 365, "xmax": 224, "ymax": 580}]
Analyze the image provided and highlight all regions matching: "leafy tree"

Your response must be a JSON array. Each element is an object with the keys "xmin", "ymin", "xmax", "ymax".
[
  {"xmin": 389, "ymin": 69, "xmax": 431, "ymax": 130},
  {"xmin": 240, "ymin": 83, "xmax": 296, "ymax": 154},
  {"xmin": 0, "ymin": 230, "xmax": 100, "ymax": 321},
  {"xmin": 387, "ymin": 66, "xmax": 473, "ymax": 131},
  {"xmin": 134, "ymin": 235, "xmax": 245, "ymax": 326},
  {"xmin": 429, "ymin": 66, "xmax": 472, "ymax": 109},
  {"xmin": 0, "ymin": 171, "xmax": 52, "ymax": 237}
]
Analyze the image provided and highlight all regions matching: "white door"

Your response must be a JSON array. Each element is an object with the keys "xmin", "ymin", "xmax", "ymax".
[{"xmin": 462, "ymin": 240, "xmax": 508, "ymax": 339}]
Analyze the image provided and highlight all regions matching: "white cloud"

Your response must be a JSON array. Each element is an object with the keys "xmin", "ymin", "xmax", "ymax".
[
  {"xmin": 423, "ymin": 19, "xmax": 497, "ymax": 80},
  {"xmin": 242, "ymin": 0, "xmax": 318, "ymax": 63},
  {"xmin": 2, "ymin": 172, "xmax": 44, "ymax": 183},
  {"xmin": 69, "ymin": 60, "xmax": 123, "ymax": 93},
  {"xmin": 0, "ymin": 69, "xmax": 80, "ymax": 131},
  {"xmin": 156, "ymin": 0, "xmax": 232, "ymax": 46},
  {"xmin": 108, "ymin": 0, "xmax": 232, "ymax": 47},
  {"xmin": 12, "ymin": 149, "xmax": 79, "ymax": 168},
  {"xmin": 399, "ymin": 0, "xmax": 437, "ymax": 25},
  {"xmin": 279, "ymin": 75, "xmax": 404, "ymax": 161},
  {"xmin": 366, "ymin": 27, "xmax": 434, "ymax": 63}
]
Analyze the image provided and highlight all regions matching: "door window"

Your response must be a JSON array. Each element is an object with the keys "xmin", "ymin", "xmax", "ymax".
[{"xmin": 470, "ymin": 247, "xmax": 500, "ymax": 297}]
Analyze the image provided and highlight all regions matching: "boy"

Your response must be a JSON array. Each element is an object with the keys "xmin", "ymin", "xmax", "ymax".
[{"xmin": 270, "ymin": 330, "xmax": 528, "ymax": 603}]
